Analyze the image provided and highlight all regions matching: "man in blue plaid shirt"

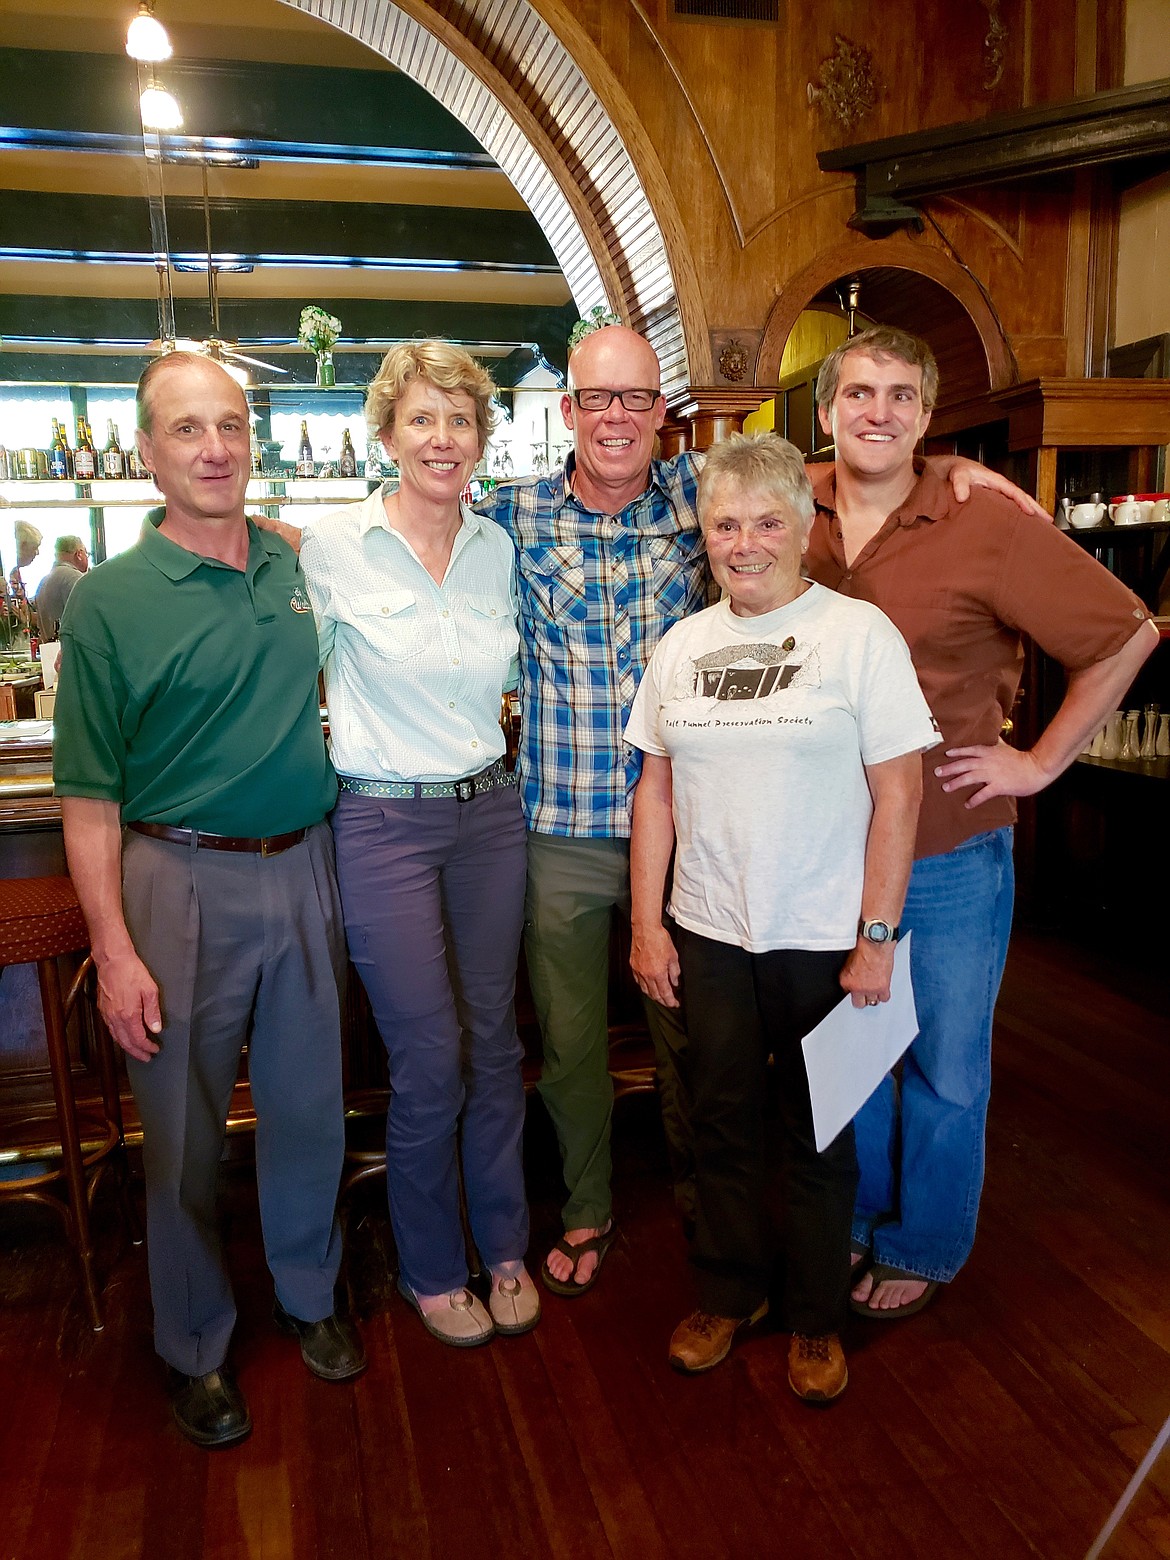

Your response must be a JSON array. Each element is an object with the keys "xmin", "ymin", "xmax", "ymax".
[{"xmin": 482, "ymin": 325, "xmax": 703, "ymax": 1294}]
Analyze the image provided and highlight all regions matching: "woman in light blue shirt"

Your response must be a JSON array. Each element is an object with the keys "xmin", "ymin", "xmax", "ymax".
[{"xmin": 301, "ymin": 341, "xmax": 537, "ymax": 1347}]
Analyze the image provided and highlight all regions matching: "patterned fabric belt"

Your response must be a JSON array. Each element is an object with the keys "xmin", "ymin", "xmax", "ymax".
[
  {"xmin": 337, "ymin": 756, "xmax": 515, "ymax": 803},
  {"xmin": 127, "ymin": 821, "xmax": 308, "ymax": 857}
]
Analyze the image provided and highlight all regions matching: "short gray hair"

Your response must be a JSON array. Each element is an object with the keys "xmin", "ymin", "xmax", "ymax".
[
  {"xmin": 136, "ymin": 350, "xmax": 240, "ymax": 432},
  {"xmin": 697, "ymin": 432, "xmax": 815, "ymax": 534},
  {"xmin": 56, "ymin": 534, "xmax": 86, "ymax": 559}
]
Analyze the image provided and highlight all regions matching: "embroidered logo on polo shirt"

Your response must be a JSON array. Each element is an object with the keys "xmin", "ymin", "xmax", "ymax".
[{"xmin": 289, "ymin": 586, "xmax": 312, "ymax": 614}]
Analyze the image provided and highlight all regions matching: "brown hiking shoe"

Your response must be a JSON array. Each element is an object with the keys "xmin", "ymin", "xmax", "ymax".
[
  {"xmin": 787, "ymin": 1332, "xmax": 848, "ymax": 1404},
  {"xmin": 668, "ymin": 1302, "xmax": 768, "ymax": 1375}
]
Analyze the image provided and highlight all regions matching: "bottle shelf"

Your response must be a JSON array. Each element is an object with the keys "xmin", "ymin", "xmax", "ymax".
[
  {"xmin": 0, "ymin": 478, "xmax": 380, "ymax": 510},
  {"xmin": 1075, "ymin": 753, "xmax": 1169, "ymax": 781}
]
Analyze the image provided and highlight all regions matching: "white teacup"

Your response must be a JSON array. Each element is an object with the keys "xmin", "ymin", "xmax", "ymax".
[
  {"xmin": 1069, "ymin": 502, "xmax": 1105, "ymax": 529},
  {"xmin": 1151, "ymin": 498, "xmax": 1170, "ymax": 524},
  {"xmin": 1110, "ymin": 497, "xmax": 1152, "ymax": 526}
]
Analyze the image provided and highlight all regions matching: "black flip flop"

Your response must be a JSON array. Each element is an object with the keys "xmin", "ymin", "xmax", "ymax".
[{"xmin": 539, "ymin": 1222, "xmax": 618, "ymax": 1297}]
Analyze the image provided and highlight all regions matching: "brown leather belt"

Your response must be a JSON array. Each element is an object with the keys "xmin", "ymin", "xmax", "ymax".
[{"xmin": 127, "ymin": 820, "xmax": 308, "ymax": 857}]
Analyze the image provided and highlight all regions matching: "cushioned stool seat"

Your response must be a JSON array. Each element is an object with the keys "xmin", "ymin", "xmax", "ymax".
[
  {"xmin": 0, "ymin": 875, "xmax": 136, "ymax": 1330},
  {"xmin": 0, "ymin": 875, "xmax": 89, "ymax": 964}
]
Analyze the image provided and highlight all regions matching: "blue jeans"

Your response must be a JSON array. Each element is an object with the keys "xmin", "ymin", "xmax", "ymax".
[{"xmin": 851, "ymin": 827, "xmax": 1014, "ymax": 1284}]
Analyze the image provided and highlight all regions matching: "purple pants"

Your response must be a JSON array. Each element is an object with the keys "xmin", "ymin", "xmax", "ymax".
[{"xmin": 332, "ymin": 782, "xmax": 529, "ymax": 1294}]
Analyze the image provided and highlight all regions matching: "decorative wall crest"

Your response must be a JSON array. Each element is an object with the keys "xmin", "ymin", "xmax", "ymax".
[
  {"xmin": 710, "ymin": 329, "xmax": 761, "ymax": 386},
  {"xmin": 807, "ymin": 36, "xmax": 881, "ymax": 133},
  {"xmin": 718, "ymin": 339, "xmax": 750, "ymax": 382}
]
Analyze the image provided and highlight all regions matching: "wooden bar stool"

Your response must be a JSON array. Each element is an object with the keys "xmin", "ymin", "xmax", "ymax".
[{"xmin": 0, "ymin": 876, "xmax": 138, "ymax": 1331}]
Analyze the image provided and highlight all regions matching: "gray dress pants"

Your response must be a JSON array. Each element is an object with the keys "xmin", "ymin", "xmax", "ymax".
[{"xmin": 121, "ymin": 823, "xmax": 347, "ymax": 1376}]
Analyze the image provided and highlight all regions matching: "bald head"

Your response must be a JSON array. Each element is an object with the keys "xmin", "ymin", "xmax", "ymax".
[
  {"xmin": 567, "ymin": 325, "xmax": 662, "ymax": 396},
  {"xmin": 561, "ymin": 325, "xmax": 666, "ymax": 513}
]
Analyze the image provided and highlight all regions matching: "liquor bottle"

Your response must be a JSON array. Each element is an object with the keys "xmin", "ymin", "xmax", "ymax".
[
  {"xmin": 59, "ymin": 417, "xmax": 74, "ymax": 478},
  {"xmin": 295, "ymin": 420, "xmax": 315, "ymax": 478},
  {"xmin": 364, "ymin": 441, "xmax": 382, "ymax": 480},
  {"xmin": 49, "ymin": 420, "xmax": 70, "ymax": 479},
  {"xmin": 338, "ymin": 428, "xmax": 357, "ymax": 478},
  {"xmin": 0, "ymin": 444, "xmax": 8, "ymax": 480},
  {"xmin": 250, "ymin": 426, "xmax": 263, "ymax": 476},
  {"xmin": 74, "ymin": 416, "xmax": 97, "ymax": 480},
  {"xmin": 101, "ymin": 419, "xmax": 125, "ymax": 479}
]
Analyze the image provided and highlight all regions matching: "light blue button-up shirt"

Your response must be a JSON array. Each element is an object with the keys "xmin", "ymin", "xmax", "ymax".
[{"xmin": 301, "ymin": 485, "xmax": 519, "ymax": 784}]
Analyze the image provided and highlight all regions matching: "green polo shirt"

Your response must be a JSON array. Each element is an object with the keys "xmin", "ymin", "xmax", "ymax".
[{"xmin": 53, "ymin": 515, "xmax": 336, "ymax": 837}]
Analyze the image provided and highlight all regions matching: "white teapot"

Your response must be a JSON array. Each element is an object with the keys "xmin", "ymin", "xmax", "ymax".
[
  {"xmin": 1109, "ymin": 495, "xmax": 1151, "ymax": 526},
  {"xmin": 1068, "ymin": 500, "xmax": 1106, "ymax": 529}
]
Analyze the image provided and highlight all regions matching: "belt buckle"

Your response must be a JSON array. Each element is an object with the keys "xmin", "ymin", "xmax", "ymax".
[
  {"xmin": 454, "ymin": 778, "xmax": 475, "ymax": 803},
  {"xmin": 260, "ymin": 835, "xmax": 278, "ymax": 857}
]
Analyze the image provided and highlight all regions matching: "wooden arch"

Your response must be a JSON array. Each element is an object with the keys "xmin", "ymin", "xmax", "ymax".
[
  {"xmin": 279, "ymin": 0, "xmax": 710, "ymax": 392},
  {"xmin": 757, "ymin": 234, "xmax": 1016, "ymax": 397}
]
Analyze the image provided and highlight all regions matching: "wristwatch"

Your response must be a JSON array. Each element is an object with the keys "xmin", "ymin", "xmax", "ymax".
[{"xmin": 858, "ymin": 918, "xmax": 900, "ymax": 945}]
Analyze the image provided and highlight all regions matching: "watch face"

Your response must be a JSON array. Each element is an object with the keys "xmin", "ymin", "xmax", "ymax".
[{"xmin": 863, "ymin": 920, "xmax": 893, "ymax": 944}]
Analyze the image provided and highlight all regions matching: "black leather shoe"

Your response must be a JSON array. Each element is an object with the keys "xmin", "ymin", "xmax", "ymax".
[
  {"xmin": 273, "ymin": 1298, "xmax": 367, "ymax": 1381},
  {"xmin": 167, "ymin": 1367, "xmax": 252, "ymax": 1450}
]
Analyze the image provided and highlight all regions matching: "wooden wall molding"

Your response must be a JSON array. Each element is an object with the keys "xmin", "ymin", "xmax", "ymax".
[
  {"xmin": 935, "ymin": 196, "xmax": 1026, "ymax": 264},
  {"xmin": 756, "ymin": 233, "xmax": 1017, "ymax": 392}
]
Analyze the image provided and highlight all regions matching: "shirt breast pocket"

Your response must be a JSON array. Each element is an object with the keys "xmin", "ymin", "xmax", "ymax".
[
  {"xmin": 463, "ymin": 594, "xmax": 520, "ymax": 664},
  {"xmin": 519, "ymin": 544, "xmax": 588, "ymax": 625},
  {"xmin": 349, "ymin": 588, "xmax": 420, "ymax": 660},
  {"xmin": 650, "ymin": 534, "xmax": 705, "ymax": 620}
]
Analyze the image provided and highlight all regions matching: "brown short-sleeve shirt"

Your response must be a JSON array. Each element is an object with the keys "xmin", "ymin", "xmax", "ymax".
[{"xmin": 807, "ymin": 465, "xmax": 1151, "ymax": 859}]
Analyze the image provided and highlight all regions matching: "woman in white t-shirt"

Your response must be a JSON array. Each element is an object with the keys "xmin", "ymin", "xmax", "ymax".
[{"xmin": 625, "ymin": 432, "xmax": 939, "ymax": 1403}]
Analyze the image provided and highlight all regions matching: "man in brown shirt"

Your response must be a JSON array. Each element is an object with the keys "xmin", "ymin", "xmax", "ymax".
[{"xmin": 806, "ymin": 325, "xmax": 1157, "ymax": 1317}]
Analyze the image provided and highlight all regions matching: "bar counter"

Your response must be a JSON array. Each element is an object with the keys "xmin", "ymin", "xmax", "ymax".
[{"xmin": 0, "ymin": 721, "xmax": 656, "ymax": 1156}]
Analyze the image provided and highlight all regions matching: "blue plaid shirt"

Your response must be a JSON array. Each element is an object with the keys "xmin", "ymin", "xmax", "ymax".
[{"xmin": 480, "ymin": 451, "xmax": 707, "ymax": 837}]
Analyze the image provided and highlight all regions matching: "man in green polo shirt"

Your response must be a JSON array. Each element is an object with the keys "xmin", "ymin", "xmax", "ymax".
[{"xmin": 53, "ymin": 352, "xmax": 364, "ymax": 1451}]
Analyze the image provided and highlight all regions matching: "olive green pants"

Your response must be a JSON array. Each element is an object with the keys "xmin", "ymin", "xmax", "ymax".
[{"xmin": 524, "ymin": 831, "xmax": 694, "ymax": 1232}]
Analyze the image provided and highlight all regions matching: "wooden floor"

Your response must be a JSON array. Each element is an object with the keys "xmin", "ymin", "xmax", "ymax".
[{"xmin": 2, "ymin": 926, "xmax": 1168, "ymax": 1560}]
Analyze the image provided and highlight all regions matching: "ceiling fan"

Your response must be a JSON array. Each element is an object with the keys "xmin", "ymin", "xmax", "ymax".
[{"xmin": 149, "ymin": 162, "xmax": 288, "ymax": 376}]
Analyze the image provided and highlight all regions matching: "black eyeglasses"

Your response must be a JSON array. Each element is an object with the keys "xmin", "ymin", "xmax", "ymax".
[{"xmin": 571, "ymin": 387, "xmax": 661, "ymax": 412}]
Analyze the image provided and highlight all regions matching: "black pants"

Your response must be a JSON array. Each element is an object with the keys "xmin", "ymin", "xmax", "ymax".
[{"xmin": 679, "ymin": 928, "xmax": 857, "ymax": 1335}]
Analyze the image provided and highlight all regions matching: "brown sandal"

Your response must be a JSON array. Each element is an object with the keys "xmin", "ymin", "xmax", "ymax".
[{"xmin": 850, "ymin": 1262, "xmax": 938, "ymax": 1319}]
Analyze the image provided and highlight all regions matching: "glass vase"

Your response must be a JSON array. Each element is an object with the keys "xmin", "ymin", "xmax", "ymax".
[
  {"xmin": 1119, "ymin": 709, "xmax": 1142, "ymax": 761},
  {"xmin": 1140, "ymin": 704, "xmax": 1160, "ymax": 760},
  {"xmin": 315, "ymin": 349, "xmax": 335, "ymax": 389}
]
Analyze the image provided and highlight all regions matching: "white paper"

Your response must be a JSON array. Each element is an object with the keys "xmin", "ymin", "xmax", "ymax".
[
  {"xmin": 801, "ymin": 933, "xmax": 918, "ymax": 1152},
  {"xmin": 38, "ymin": 641, "xmax": 61, "ymax": 689}
]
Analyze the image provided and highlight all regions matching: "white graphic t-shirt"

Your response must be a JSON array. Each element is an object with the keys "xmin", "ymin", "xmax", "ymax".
[{"xmin": 624, "ymin": 582, "xmax": 940, "ymax": 953}]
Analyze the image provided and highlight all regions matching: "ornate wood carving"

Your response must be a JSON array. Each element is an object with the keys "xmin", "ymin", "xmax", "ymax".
[
  {"xmin": 980, "ymin": 0, "xmax": 1008, "ymax": 92},
  {"xmin": 710, "ymin": 329, "xmax": 761, "ymax": 385},
  {"xmin": 807, "ymin": 36, "xmax": 881, "ymax": 134}
]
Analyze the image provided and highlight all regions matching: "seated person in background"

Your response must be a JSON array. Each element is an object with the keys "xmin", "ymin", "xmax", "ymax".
[
  {"xmin": 9, "ymin": 519, "xmax": 42, "ymax": 590},
  {"xmin": 301, "ymin": 341, "xmax": 538, "ymax": 1349},
  {"xmin": 626, "ymin": 432, "xmax": 939, "ymax": 1403},
  {"xmin": 35, "ymin": 533, "xmax": 89, "ymax": 639},
  {"xmin": 7, "ymin": 519, "xmax": 42, "ymax": 628}
]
